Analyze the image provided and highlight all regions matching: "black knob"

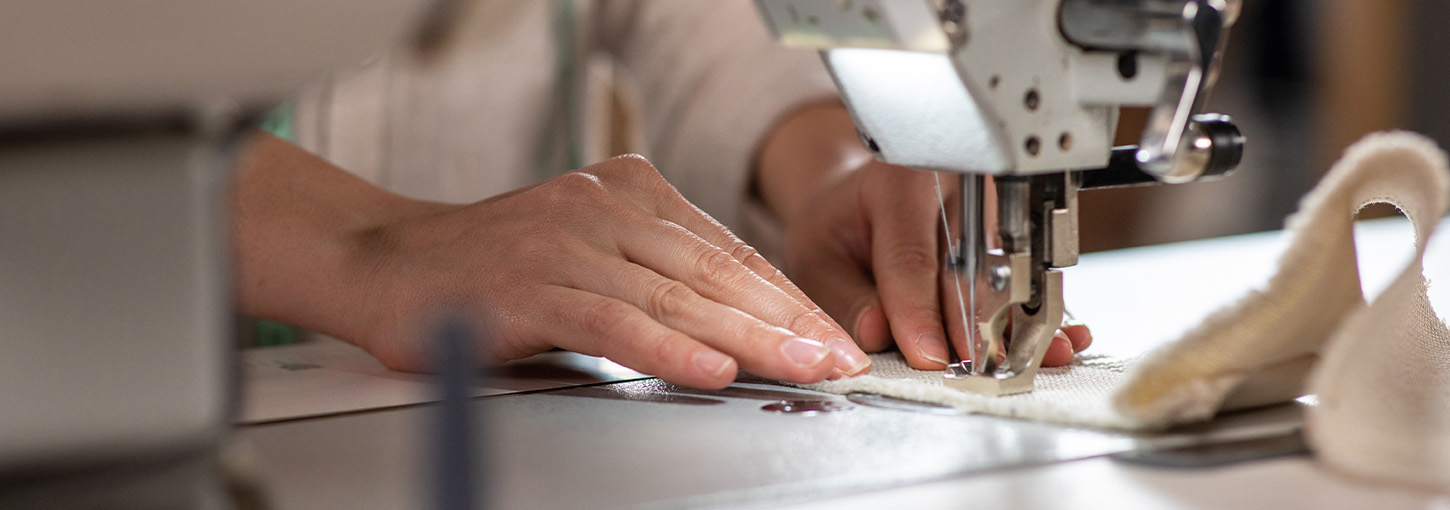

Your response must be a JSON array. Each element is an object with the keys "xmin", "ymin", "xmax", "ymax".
[
  {"xmin": 1079, "ymin": 114, "xmax": 1244, "ymax": 190},
  {"xmin": 1193, "ymin": 113, "xmax": 1245, "ymax": 178}
]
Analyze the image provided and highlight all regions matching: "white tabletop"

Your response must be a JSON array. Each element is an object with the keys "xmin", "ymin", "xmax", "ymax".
[{"xmin": 237, "ymin": 218, "xmax": 1450, "ymax": 509}]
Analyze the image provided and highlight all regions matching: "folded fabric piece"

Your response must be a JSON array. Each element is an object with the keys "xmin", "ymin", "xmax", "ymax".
[{"xmin": 799, "ymin": 132, "xmax": 1450, "ymax": 488}]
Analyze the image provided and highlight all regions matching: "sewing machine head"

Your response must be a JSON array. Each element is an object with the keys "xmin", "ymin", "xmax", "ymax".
[{"xmin": 755, "ymin": 0, "xmax": 1245, "ymax": 395}]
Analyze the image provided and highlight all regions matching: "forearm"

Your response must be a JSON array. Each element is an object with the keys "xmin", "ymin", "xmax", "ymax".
[
  {"xmin": 755, "ymin": 101, "xmax": 874, "ymax": 225},
  {"xmin": 230, "ymin": 132, "xmax": 444, "ymax": 344}
]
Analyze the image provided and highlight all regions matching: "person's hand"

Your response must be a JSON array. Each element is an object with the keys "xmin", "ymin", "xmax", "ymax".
[
  {"xmin": 233, "ymin": 134, "xmax": 869, "ymax": 390},
  {"xmin": 352, "ymin": 155, "xmax": 871, "ymax": 387},
  {"xmin": 755, "ymin": 103, "xmax": 1090, "ymax": 370},
  {"xmin": 781, "ymin": 162, "xmax": 1092, "ymax": 369}
]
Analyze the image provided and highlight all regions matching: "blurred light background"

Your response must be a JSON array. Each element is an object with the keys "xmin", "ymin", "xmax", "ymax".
[{"xmin": 1076, "ymin": 0, "xmax": 1443, "ymax": 252}]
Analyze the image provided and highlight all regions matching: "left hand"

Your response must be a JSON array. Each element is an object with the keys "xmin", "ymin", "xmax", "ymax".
[
  {"xmin": 756, "ymin": 102, "xmax": 1091, "ymax": 370},
  {"xmin": 781, "ymin": 161, "xmax": 1091, "ymax": 369}
]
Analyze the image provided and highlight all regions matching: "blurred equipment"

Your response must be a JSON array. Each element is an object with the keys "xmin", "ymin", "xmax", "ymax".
[
  {"xmin": 0, "ymin": 1, "xmax": 433, "ymax": 507},
  {"xmin": 756, "ymin": 0, "xmax": 1245, "ymax": 395}
]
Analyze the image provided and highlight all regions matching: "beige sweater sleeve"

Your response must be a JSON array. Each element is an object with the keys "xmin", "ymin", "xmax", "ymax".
[{"xmin": 595, "ymin": 0, "xmax": 838, "ymax": 236}]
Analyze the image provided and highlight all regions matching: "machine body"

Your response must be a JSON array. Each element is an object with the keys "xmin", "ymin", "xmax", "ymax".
[{"xmin": 756, "ymin": 0, "xmax": 1245, "ymax": 395}]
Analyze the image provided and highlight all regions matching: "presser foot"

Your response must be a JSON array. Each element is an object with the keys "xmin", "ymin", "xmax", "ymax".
[{"xmin": 943, "ymin": 269, "xmax": 1065, "ymax": 396}]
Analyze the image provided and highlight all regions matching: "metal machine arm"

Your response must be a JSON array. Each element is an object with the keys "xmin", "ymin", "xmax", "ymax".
[{"xmin": 756, "ymin": 0, "xmax": 1245, "ymax": 395}]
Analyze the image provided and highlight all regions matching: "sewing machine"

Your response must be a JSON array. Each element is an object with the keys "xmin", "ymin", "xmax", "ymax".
[{"xmin": 755, "ymin": 0, "xmax": 1246, "ymax": 395}]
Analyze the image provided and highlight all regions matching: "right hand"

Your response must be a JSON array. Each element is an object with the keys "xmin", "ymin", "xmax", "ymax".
[{"xmin": 352, "ymin": 155, "xmax": 870, "ymax": 388}]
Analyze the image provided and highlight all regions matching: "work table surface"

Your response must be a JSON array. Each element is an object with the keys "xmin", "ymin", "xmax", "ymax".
[{"xmin": 237, "ymin": 218, "xmax": 1450, "ymax": 509}]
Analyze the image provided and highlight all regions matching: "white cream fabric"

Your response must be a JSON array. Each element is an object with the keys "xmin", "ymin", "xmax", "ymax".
[
  {"xmin": 813, "ymin": 353, "xmax": 1143, "ymax": 429},
  {"xmin": 803, "ymin": 132, "xmax": 1450, "ymax": 488}
]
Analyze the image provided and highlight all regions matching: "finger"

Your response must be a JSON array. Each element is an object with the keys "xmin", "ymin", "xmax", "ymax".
[
  {"xmin": 618, "ymin": 218, "xmax": 870, "ymax": 377},
  {"xmin": 745, "ymin": 250, "xmax": 872, "ymax": 377},
  {"xmin": 1062, "ymin": 324, "xmax": 1093, "ymax": 352},
  {"xmin": 869, "ymin": 171, "xmax": 951, "ymax": 370},
  {"xmin": 854, "ymin": 305, "xmax": 891, "ymax": 353},
  {"xmin": 569, "ymin": 255, "xmax": 837, "ymax": 384},
  {"xmin": 649, "ymin": 182, "xmax": 851, "ymax": 337},
  {"xmin": 787, "ymin": 238, "xmax": 893, "ymax": 354},
  {"xmin": 588, "ymin": 161, "xmax": 865, "ymax": 376},
  {"xmin": 540, "ymin": 287, "xmax": 738, "ymax": 389},
  {"xmin": 1040, "ymin": 330, "xmax": 1076, "ymax": 367}
]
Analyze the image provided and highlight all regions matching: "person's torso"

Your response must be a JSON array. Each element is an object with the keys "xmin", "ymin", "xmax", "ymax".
[{"xmin": 293, "ymin": 0, "xmax": 575, "ymax": 203}]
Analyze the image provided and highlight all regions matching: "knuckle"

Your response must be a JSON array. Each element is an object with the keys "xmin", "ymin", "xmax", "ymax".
[
  {"xmin": 729, "ymin": 243, "xmax": 759, "ymax": 260},
  {"xmin": 598, "ymin": 154, "xmax": 661, "ymax": 182},
  {"xmin": 549, "ymin": 171, "xmax": 610, "ymax": 203},
  {"xmin": 646, "ymin": 280, "xmax": 697, "ymax": 319},
  {"xmin": 906, "ymin": 307, "xmax": 943, "ymax": 329},
  {"xmin": 611, "ymin": 153, "xmax": 657, "ymax": 171},
  {"xmin": 785, "ymin": 311, "xmax": 823, "ymax": 337},
  {"xmin": 579, "ymin": 298, "xmax": 632, "ymax": 337},
  {"xmin": 646, "ymin": 332, "xmax": 684, "ymax": 368},
  {"xmin": 884, "ymin": 245, "xmax": 937, "ymax": 274},
  {"xmin": 694, "ymin": 249, "xmax": 746, "ymax": 292},
  {"xmin": 730, "ymin": 244, "xmax": 773, "ymax": 273}
]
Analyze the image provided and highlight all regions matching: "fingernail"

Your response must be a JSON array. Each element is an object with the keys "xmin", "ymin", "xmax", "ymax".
[
  {"xmin": 781, "ymin": 337, "xmax": 831, "ymax": 367},
  {"xmin": 828, "ymin": 337, "xmax": 871, "ymax": 376},
  {"xmin": 916, "ymin": 333, "xmax": 949, "ymax": 365},
  {"xmin": 693, "ymin": 350, "xmax": 734, "ymax": 378}
]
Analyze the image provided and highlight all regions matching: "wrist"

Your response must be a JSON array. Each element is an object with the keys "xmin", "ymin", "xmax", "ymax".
[
  {"xmin": 231, "ymin": 132, "xmax": 446, "ymax": 352},
  {"xmin": 329, "ymin": 197, "xmax": 459, "ymax": 366},
  {"xmin": 754, "ymin": 101, "xmax": 874, "ymax": 227}
]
